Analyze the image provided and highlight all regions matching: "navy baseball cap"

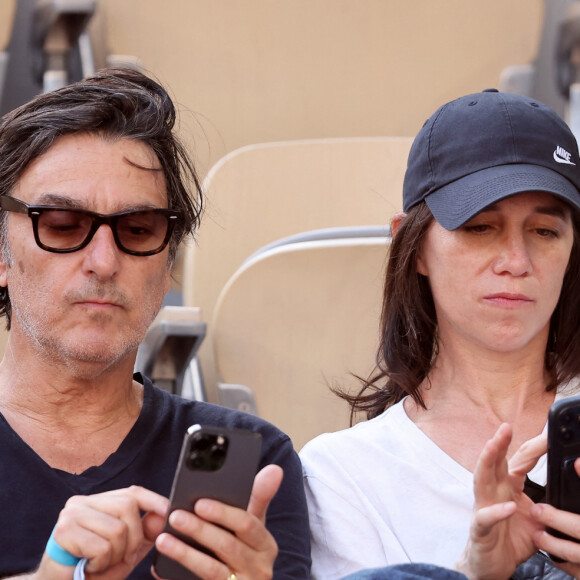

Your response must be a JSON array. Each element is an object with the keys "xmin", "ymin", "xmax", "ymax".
[{"xmin": 402, "ymin": 89, "xmax": 580, "ymax": 230}]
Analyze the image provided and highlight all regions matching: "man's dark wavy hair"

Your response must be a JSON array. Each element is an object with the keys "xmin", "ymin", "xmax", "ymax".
[{"xmin": 0, "ymin": 67, "xmax": 203, "ymax": 329}]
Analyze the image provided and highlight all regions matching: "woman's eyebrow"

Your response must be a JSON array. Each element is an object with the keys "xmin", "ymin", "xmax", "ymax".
[{"xmin": 532, "ymin": 205, "xmax": 571, "ymax": 220}]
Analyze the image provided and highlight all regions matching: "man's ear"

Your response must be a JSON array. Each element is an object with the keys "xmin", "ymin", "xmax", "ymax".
[{"xmin": 0, "ymin": 250, "xmax": 9, "ymax": 288}]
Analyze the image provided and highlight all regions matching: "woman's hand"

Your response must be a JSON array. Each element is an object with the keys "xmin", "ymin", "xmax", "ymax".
[
  {"xmin": 530, "ymin": 456, "xmax": 580, "ymax": 578},
  {"xmin": 36, "ymin": 486, "xmax": 169, "ymax": 580},
  {"xmin": 154, "ymin": 464, "xmax": 283, "ymax": 580},
  {"xmin": 454, "ymin": 424, "xmax": 546, "ymax": 580}
]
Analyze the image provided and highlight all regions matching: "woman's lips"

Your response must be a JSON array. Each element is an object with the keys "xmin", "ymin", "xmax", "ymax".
[{"xmin": 483, "ymin": 293, "xmax": 534, "ymax": 307}]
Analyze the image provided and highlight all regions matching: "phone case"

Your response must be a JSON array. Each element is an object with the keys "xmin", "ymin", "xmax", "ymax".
[
  {"xmin": 546, "ymin": 395, "xmax": 580, "ymax": 556},
  {"xmin": 154, "ymin": 424, "xmax": 263, "ymax": 580}
]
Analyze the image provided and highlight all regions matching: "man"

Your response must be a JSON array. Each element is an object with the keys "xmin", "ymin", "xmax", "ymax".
[{"xmin": 0, "ymin": 68, "xmax": 310, "ymax": 579}]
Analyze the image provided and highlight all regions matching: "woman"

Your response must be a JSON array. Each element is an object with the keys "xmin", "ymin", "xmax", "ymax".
[{"xmin": 299, "ymin": 89, "xmax": 580, "ymax": 580}]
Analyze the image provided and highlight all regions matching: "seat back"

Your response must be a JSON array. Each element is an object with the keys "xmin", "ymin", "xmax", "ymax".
[
  {"xmin": 182, "ymin": 137, "xmax": 411, "ymax": 399},
  {"xmin": 212, "ymin": 233, "xmax": 389, "ymax": 449}
]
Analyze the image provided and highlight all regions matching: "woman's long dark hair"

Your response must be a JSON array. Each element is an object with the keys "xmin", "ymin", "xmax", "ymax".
[{"xmin": 338, "ymin": 201, "xmax": 580, "ymax": 423}]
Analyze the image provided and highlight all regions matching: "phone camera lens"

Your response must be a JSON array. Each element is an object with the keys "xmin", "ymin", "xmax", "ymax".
[
  {"xmin": 192, "ymin": 433, "xmax": 212, "ymax": 450},
  {"xmin": 561, "ymin": 426, "xmax": 574, "ymax": 442},
  {"xmin": 189, "ymin": 451, "xmax": 204, "ymax": 469},
  {"xmin": 206, "ymin": 444, "xmax": 224, "ymax": 469},
  {"xmin": 187, "ymin": 432, "xmax": 230, "ymax": 471},
  {"xmin": 211, "ymin": 444, "xmax": 226, "ymax": 460}
]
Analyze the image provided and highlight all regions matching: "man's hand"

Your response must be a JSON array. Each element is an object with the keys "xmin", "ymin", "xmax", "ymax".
[
  {"xmin": 154, "ymin": 464, "xmax": 283, "ymax": 580},
  {"xmin": 35, "ymin": 486, "xmax": 168, "ymax": 580}
]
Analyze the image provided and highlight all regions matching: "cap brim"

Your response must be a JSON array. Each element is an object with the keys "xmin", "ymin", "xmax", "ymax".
[{"xmin": 425, "ymin": 164, "xmax": 580, "ymax": 230}]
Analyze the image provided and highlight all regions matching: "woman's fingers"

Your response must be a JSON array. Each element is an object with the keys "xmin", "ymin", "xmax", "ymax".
[
  {"xmin": 531, "ymin": 502, "xmax": 580, "ymax": 580},
  {"xmin": 508, "ymin": 432, "xmax": 547, "ymax": 476},
  {"xmin": 470, "ymin": 502, "xmax": 518, "ymax": 539},
  {"xmin": 472, "ymin": 424, "xmax": 512, "ymax": 508}
]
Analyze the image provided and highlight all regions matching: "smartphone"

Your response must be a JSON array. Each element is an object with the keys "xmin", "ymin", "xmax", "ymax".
[
  {"xmin": 154, "ymin": 424, "xmax": 263, "ymax": 580},
  {"xmin": 546, "ymin": 395, "xmax": 580, "ymax": 559}
]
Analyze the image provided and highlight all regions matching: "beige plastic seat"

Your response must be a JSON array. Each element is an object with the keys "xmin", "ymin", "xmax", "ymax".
[
  {"xmin": 212, "ymin": 233, "xmax": 390, "ymax": 450},
  {"xmin": 182, "ymin": 136, "xmax": 412, "ymax": 400}
]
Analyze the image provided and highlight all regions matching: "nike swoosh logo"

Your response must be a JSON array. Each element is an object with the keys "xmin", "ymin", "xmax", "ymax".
[{"xmin": 553, "ymin": 150, "xmax": 576, "ymax": 165}]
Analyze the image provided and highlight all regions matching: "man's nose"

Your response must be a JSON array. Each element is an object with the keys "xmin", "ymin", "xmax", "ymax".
[{"xmin": 80, "ymin": 224, "xmax": 122, "ymax": 278}]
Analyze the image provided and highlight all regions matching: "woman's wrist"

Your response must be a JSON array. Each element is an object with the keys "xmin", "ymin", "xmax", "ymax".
[{"xmin": 453, "ymin": 552, "xmax": 477, "ymax": 580}]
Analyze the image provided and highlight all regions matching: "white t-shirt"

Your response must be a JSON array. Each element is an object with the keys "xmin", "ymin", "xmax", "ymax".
[{"xmin": 299, "ymin": 397, "xmax": 549, "ymax": 580}]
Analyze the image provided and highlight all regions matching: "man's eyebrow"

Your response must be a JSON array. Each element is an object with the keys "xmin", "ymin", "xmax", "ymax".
[{"xmin": 35, "ymin": 193, "xmax": 82, "ymax": 208}]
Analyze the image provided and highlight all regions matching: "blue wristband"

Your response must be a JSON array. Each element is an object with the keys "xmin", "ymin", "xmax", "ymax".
[{"xmin": 45, "ymin": 530, "xmax": 81, "ymax": 566}]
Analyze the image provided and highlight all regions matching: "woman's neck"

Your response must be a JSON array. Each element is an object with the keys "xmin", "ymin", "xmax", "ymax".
[{"xmin": 404, "ymin": 334, "xmax": 556, "ymax": 471}]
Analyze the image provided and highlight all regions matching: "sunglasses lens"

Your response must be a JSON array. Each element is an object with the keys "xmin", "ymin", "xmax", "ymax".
[
  {"xmin": 37, "ymin": 210, "xmax": 92, "ymax": 250},
  {"xmin": 35, "ymin": 208, "xmax": 174, "ymax": 255},
  {"xmin": 116, "ymin": 211, "xmax": 170, "ymax": 254}
]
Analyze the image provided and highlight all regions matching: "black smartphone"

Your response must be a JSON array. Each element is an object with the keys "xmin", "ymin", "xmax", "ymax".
[
  {"xmin": 154, "ymin": 424, "xmax": 263, "ymax": 580},
  {"xmin": 546, "ymin": 395, "xmax": 580, "ymax": 559}
]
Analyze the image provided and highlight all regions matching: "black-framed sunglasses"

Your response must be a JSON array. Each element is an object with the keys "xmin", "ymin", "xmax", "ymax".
[{"xmin": 0, "ymin": 196, "xmax": 181, "ymax": 256}]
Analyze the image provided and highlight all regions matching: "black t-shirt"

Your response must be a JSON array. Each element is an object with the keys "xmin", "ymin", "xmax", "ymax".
[{"xmin": 0, "ymin": 376, "xmax": 311, "ymax": 578}]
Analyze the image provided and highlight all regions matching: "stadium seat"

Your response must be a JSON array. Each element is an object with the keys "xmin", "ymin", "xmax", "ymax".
[
  {"xmin": 182, "ymin": 136, "xmax": 412, "ymax": 401},
  {"xmin": 211, "ymin": 231, "xmax": 390, "ymax": 449}
]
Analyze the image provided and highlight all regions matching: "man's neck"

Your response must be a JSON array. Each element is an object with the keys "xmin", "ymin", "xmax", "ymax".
[{"xmin": 0, "ymin": 335, "xmax": 144, "ymax": 473}]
